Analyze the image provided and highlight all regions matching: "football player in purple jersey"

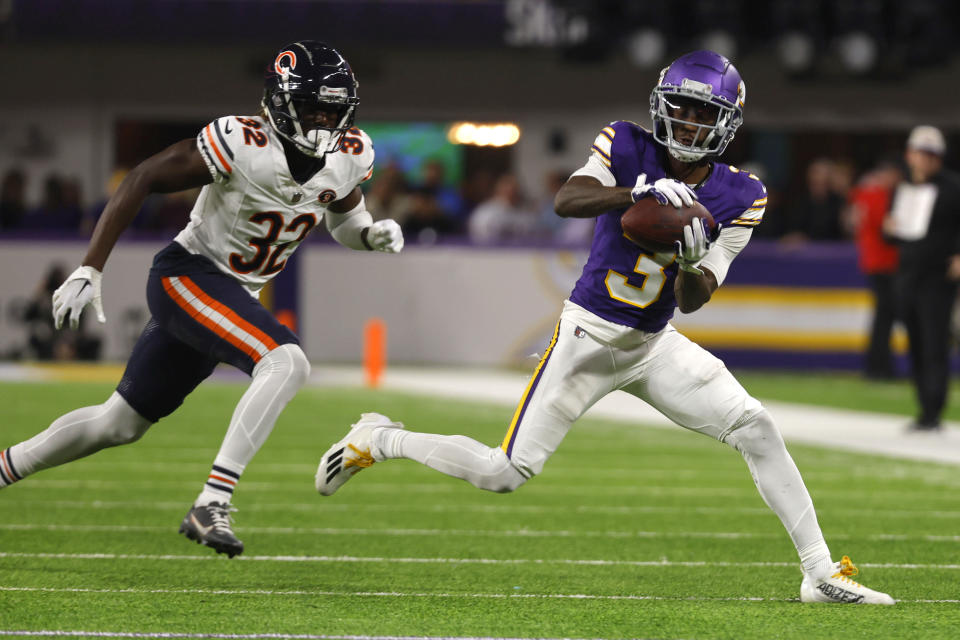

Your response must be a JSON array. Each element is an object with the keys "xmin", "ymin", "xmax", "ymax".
[{"xmin": 315, "ymin": 50, "xmax": 893, "ymax": 604}]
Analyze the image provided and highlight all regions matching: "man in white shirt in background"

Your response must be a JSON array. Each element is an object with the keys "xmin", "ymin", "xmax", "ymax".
[{"xmin": 886, "ymin": 125, "xmax": 960, "ymax": 431}]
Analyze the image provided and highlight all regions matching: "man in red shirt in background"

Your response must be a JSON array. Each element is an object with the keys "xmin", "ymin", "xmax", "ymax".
[{"xmin": 849, "ymin": 159, "xmax": 902, "ymax": 379}]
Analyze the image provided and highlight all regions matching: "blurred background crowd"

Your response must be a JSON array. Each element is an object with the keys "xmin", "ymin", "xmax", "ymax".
[{"xmin": 0, "ymin": 147, "xmax": 926, "ymax": 245}]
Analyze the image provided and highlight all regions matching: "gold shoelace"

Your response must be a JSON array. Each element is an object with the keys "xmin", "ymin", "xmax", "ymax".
[
  {"xmin": 345, "ymin": 444, "xmax": 375, "ymax": 469},
  {"xmin": 832, "ymin": 555, "xmax": 863, "ymax": 586}
]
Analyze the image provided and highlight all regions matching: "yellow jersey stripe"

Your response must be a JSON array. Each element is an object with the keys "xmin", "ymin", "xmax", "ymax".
[{"xmin": 501, "ymin": 321, "xmax": 561, "ymax": 454}]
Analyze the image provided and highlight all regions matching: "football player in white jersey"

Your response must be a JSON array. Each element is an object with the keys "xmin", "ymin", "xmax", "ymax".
[
  {"xmin": 314, "ymin": 50, "xmax": 894, "ymax": 604},
  {"xmin": 0, "ymin": 41, "xmax": 402, "ymax": 557}
]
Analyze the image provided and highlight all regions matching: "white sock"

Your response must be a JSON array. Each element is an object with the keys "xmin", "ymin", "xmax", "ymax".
[
  {"xmin": 195, "ymin": 457, "xmax": 243, "ymax": 506},
  {"xmin": 0, "ymin": 392, "xmax": 150, "ymax": 488},
  {"xmin": 375, "ymin": 427, "xmax": 525, "ymax": 493},
  {"xmin": 724, "ymin": 410, "xmax": 832, "ymax": 576},
  {"xmin": 194, "ymin": 344, "xmax": 309, "ymax": 505}
]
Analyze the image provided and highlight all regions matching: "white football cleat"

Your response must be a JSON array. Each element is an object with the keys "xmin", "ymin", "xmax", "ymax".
[
  {"xmin": 315, "ymin": 412, "xmax": 404, "ymax": 496},
  {"xmin": 800, "ymin": 556, "xmax": 895, "ymax": 605}
]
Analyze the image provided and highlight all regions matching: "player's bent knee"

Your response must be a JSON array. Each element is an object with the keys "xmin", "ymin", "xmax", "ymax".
[
  {"xmin": 101, "ymin": 392, "xmax": 154, "ymax": 446},
  {"xmin": 481, "ymin": 448, "xmax": 528, "ymax": 493},
  {"xmin": 258, "ymin": 343, "xmax": 311, "ymax": 389},
  {"xmin": 722, "ymin": 408, "xmax": 785, "ymax": 458}
]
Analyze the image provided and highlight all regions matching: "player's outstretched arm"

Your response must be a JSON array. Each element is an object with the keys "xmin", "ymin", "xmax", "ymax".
[
  {"xmin": 52, "ymin": 139, "xmax": 212, "ymax": 330},
  {"xmin": 325, "ymin": 187, "xmax": 404, "ymax": 253},
  {"xmin": 554, "ymin": 176, "xmax": 635, "ymax": 219},
  {"xmin": 84, "ymin": 139, "xmax": 212, "ymax": 271}
]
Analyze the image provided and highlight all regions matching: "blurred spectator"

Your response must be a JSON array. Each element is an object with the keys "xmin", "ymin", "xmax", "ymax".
[
  {"xmin": 829, "ymin": 157, "xmax": 857, "ymax": 202},
  {"xmin": 21, "ymin": 174, "xmax": 83, "ymax": 231},
  {"xmin": 467, "ymin": 173, "xmax": 537, "ymax": 244},
  {"xmin": 885, "ymin": 125, "xmax": 960, "ymax": 431},
  {"xmin": 83, "ymin": 168, "xmax": 129, "ymax": 235},
  {"xmin": 535, "ymin": 169, "xmax": 593, "ymax": 244},
  {"xmin": 781, "ymin": 158, "xmax": 847, "ymax": 243},
  {"xmin": 847, "ymin": 158, "xmax": 902, "ymax": 380},
  {"xmin": 419, "ymin": 158, "xmax": 466, "ymax": 221},
  {"xmin": 365, "ymin": 163, "xmax": 411, "ymax": 224},
  {"xmin": 21, "ymin": 264, "xmax": 102, "ymax": 361},
  {"xmin": 459, "ymin": 168, "xmax": 497, "ymax": 216},
  {"xmin": 0, "ymin": 168, "xmax": 27, "ymax": 230},
  {"xmin": 401, "ymin": 186, "xmax": 460, "ymax": 244},
  {"xmin": 141, "ymin": 188, "xmax": 198, "ymax": 232}
]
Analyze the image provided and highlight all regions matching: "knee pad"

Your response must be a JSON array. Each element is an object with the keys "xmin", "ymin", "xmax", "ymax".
[
  {"xmin": 722, "ymin": 408, "xmax": 785, "ymax": 458},
  {"xmin": 255, "ymin": 343, "xmax": 311, "ymax": 389},
  {"xmin": 101, "ymin": 392, "xmax": 153, "ymax": 446}
]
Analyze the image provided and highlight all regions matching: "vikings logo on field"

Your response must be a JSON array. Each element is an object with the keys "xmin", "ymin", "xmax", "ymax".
[
  {"xmin": 317, "ymin": 189, "xmax": 337, "ymax": 204},
  {"xmin": 274, "ymin": 50, "xmax": 298, "ymax": 76}
]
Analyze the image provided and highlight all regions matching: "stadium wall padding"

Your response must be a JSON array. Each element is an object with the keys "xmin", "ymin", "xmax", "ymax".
[{"xmin": 0, "ymin": 239, "xmax": 900, "ymax": 370}]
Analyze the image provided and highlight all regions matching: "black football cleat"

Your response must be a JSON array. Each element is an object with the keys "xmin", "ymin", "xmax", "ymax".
[{"xmin": 179, "ymin": 502, "xmax": 244, "ymax": 558}]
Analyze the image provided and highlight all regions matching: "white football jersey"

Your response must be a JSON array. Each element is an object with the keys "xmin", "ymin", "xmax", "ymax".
[{"xmin": 174, "ymin": 115, "xmax": 374, "ymax": 294}]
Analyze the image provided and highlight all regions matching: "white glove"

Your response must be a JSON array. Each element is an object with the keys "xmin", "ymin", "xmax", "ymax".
[
  {"xmin": 367, "ymin": 219, "xmax": 404, "ymax": 253},
  {"xmin": 675, "ymin": 218, "xmax": 718, "ymax": 274},
  {"xmin": 631, "ymin": 173, "xmax": 697, "ymax": 208},
  {"xmin": 52, "ymin": 265, "xmax": 106, "ymax": 330}
]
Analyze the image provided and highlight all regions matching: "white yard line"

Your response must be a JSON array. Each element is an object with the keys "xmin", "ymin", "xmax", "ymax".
[
  {"xmin": 15, "ymin": 479, "xmax": 956, "ymax": 500},
  {"xmin": 1, "ymin": 551, "xmax": 957, "ymax": 570},
  {"xmin": 1, "ymin": 523, "xmax": 958, "ymax": 543},
  {"xmin": 7, "ymin": 498, "xmax": 959, "ymax": 519},
  {"xmin": 0, "ymin": 633, "xmax": 607, "ymax": 640},
  {"xmin": 0, "ymin": 586, "xmax": 956, "ymax": 605}
]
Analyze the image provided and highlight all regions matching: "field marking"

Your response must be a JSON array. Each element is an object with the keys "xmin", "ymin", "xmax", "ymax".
[
  {"xmin": 42, "ymin": 460, "xmax": 950, "ymax": 485},
  {"xmin": 0, "ymin": 633, "xmax": 609, "ymax": 640},
  {"xmin": 7, "ymin": 498, "xmax": 960, "ymax": 520},
  {"xmin": 2, "ymin": 523, "xmax": 959, "ymax": 544},
  {"xmin": 15, "ymin": 479, "xmax": 957, "ymax": 500},
  {"xmin": 2, "ymin": 551, "xmax": 958, "ymax": 571},
  {"xmin": 0, "ymin": 586, "xmax": 956, "ymax": 605}
]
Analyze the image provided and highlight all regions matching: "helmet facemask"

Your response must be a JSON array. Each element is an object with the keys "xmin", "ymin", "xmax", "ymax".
[
  {"xmin": 264, "ymin": 87, "xmax": 358, "ymax": 157},
  {"xmin": 650, "ymin": 77, "xmax": 743, "ymax": 162}
]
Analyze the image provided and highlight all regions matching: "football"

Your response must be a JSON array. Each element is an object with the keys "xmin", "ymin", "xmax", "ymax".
[{"xmin": 620, "ymin": 198, "xmax": 716, "ymax": 253}]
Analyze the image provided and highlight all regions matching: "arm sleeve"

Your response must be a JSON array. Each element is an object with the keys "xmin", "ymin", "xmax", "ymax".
[
  {"xmin": 727, "ymin": 195, "xmax": 767, "ymax": 228},
  {"xmin": 570, "ymin": 124, "xmax": 618, "ymax": 187},
  {"xmin": 571, "ymin": 154, "xmax": 617, "ymax": 187},
  {"xmin": 698, "ymin": 225, "xmax": 753, "ymax": 286},
  {"xmin": 324, "ymin": 194, "xmax": 374, "ymax": 251}
]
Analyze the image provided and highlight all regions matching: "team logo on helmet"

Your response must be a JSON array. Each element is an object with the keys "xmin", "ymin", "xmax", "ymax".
[
  {"xmin": 317, "ymin": 189, "xmax": 337, "ymax": 204},
  {"xmin": 274, "ymin": 50, "xmax": 298, "ymax": 76}
]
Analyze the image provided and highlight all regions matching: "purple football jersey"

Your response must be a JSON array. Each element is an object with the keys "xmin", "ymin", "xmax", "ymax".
[{"xmin": 569, "ymin": 121, "xmax": 766, "ymax": 332}]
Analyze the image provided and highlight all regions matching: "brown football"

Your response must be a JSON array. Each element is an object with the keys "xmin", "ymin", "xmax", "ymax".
[{"xmin": 621, "ymin": 198, "xmax": 716, "ymax": 253}]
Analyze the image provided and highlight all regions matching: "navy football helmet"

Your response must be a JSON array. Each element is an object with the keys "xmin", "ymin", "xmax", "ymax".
[
  {"xmin": 263, "ymin": 41, "xmax": 359, "ymax": 157},
  {"xmin": 649, "ymin": 50, "xmax": 745, "ymax": 162}
]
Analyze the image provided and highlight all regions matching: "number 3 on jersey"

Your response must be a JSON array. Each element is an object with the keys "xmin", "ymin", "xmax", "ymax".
[{"xmin": 604, "ymin": 252, "xmax": 673, "ymax": 308}]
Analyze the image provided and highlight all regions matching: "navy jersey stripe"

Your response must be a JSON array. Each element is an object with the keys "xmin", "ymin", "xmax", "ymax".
[
  {"xmin": 212, "ymin": 464, "xmax": 240, "ymax": 480},
  {"xmin": 199, "ymin": 136, "xmax": 230, "ymax": 180},
  {"xmin": 4, "ymin": 449, "xmax": 21, "ymax": 480},
  {"xmin": 213, "ymin": 120, "xmax": 235, "ymax": 160}
]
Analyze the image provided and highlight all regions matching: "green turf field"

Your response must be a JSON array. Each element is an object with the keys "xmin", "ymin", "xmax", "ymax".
[{"xmin": 0, "ymin": 378, "xmax": 957, "ymax": 640}]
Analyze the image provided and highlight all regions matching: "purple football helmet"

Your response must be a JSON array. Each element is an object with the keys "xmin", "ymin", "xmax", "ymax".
[{"xmin": 649, "ymin": 50, "xmax": 745, "ymax": 162}]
